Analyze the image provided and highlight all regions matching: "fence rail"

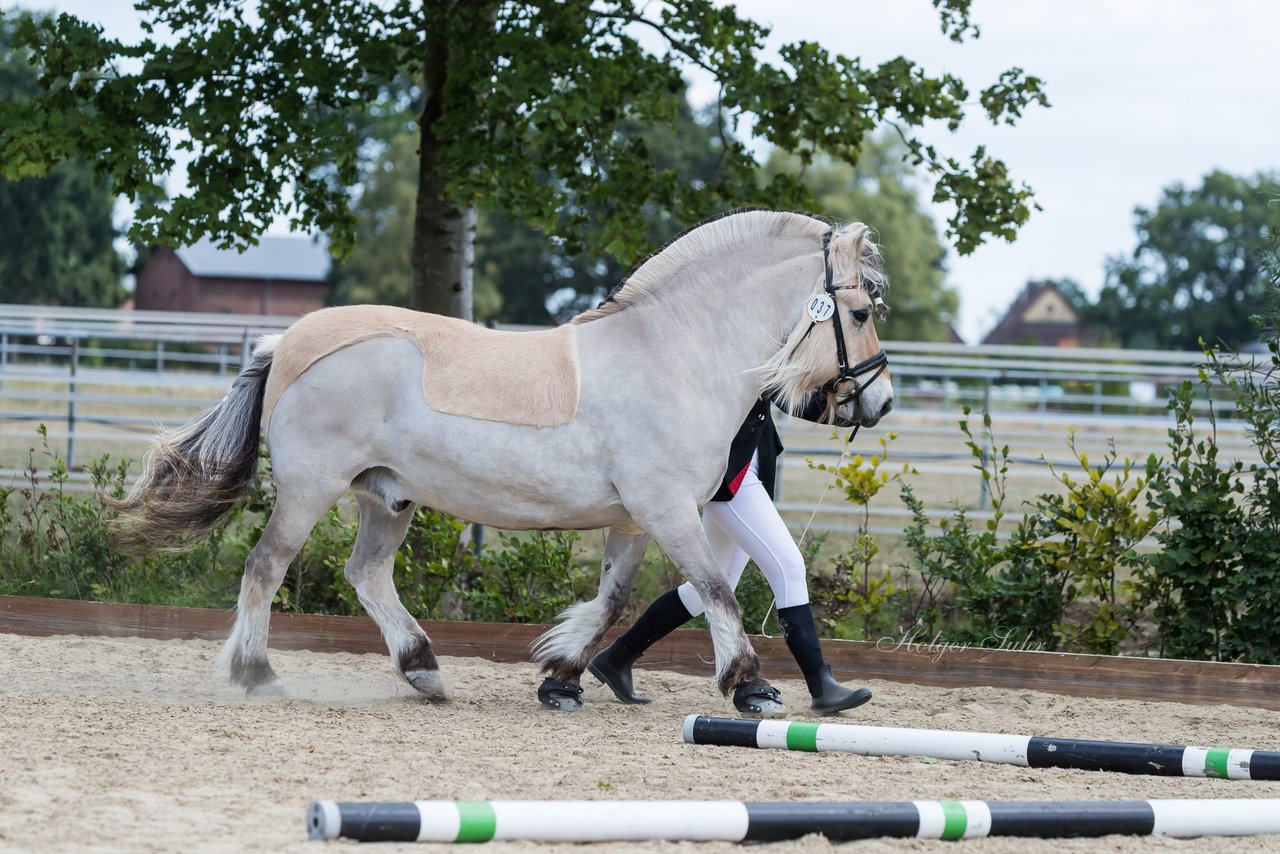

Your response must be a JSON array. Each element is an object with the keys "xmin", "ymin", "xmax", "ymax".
[{"xmin": 0, "ymin": 304, "xmax": 1262, "ymax": 536}]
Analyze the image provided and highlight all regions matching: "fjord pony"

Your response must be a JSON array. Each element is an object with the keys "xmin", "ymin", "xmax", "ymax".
[{"xmin": 110, "ymin": 209, "xmax": 894, "ymax": 709}]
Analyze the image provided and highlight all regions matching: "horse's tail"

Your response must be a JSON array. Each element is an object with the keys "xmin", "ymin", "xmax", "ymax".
[{"xmin": 107, "ymin": 334, "xmax": 280, "ymax": 553}]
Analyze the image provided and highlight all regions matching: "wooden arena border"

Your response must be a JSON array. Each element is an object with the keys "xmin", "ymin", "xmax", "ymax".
[{"xmin": 2, "ymin": 595, "xmax": 1277, "ymax": 711}]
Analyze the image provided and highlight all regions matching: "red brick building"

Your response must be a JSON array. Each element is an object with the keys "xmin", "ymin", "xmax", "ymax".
[
  {"xmin": 133, "ymin": 236, "xmax": 330, "ymax": 316},
  {"xmin": 982, "ymin": 281, "xmax": 1090, "ymax": 347}
]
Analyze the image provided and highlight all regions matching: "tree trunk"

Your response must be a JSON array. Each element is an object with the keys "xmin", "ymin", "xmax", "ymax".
[{"xmin": 411, "ymin": 0, "xmax": 476, "ymax": 320}]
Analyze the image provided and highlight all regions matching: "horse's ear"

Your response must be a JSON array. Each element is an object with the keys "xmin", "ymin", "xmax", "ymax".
[{"xmin": 830, "ymin": 223, "xmax": 888, "ymax": 296}]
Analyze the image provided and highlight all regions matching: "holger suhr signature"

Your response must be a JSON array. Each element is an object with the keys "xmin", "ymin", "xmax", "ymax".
[{"xmin": 875, "ymin": 625, "xmax": 1045, "ymax": 662}]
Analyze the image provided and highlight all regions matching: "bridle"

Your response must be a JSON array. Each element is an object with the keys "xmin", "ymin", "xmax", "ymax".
[{"xmin": 793, "ymin": 230, "xmax": 889, "ymax": 414}]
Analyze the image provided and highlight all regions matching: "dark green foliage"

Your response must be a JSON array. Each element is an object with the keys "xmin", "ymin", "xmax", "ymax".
[
  {"xmin": 809, "ymin": 544, "xmax": 902, "ymax": 643},
  {"xmin": 1, "ymin": 0, "xmax": 1046, "ymax": 314},
  {"xmin": 0, "ymin": 10, "xmax": 125, "ymax": 307},
  {"xmin": 1144, "ymin": 358, "xmax": 1280, "ymax": 663},
  {"xmin": 1139, "ymin": 226, "xmax": 1280, "ymax": 661},
  {"xmin": 1093, "ymin": 170, "xmax": 1280, "ymax": 350},
  {"xmin": 771, "ymin": 137, "xmax": 960, "ymax": 343},
  {"xmin": 732, "ymin": 566, "xmax": 780, "ymax": 638},
  {"xmin": 1027, "ymin": 437, "xmax": 1157, "ymax": 654},
  {"xmin": 1143, "ymin": 379, "xmax": 1246, "ymax": 660},
  {"xmin": 393, "ymin": 509, "xmax": 479, "ymax": 620},
  {"xmin": 1226, "ymin": 253, "xmax": 1280, "ymax": 660}
]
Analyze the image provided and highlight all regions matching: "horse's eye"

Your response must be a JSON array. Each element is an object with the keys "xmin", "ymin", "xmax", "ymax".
[{"xmin": 851, "ymin": 308, "xmax": 871, "ymax": 324}]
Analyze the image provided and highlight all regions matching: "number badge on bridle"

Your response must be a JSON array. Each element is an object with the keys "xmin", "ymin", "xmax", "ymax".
[{"xmin": 806, "ymin": 294, "xmax": 835, "ymax": 322}]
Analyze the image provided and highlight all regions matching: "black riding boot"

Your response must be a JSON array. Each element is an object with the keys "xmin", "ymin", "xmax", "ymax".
[
  {"xmin": 777, "ymin": 603, "xmax": 873, "ymax": 715},
  {"xmin": 589, "ymin": 589, "xmax": 693, "ymax": 705}
]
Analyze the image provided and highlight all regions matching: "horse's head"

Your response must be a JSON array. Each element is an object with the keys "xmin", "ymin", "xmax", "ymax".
[{"xmin": 762, "ymin": 222, "xmax": 894, "ymax": 428}]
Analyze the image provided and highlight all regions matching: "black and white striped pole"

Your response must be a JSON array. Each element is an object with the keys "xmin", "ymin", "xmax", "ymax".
[
  {"xmin": 683, "ymin": 715, "xmax": 1280, "ymax": 780},
  {"xmin": 307, "ymin": 798, "xmax": 1280, "ymax": 843}
]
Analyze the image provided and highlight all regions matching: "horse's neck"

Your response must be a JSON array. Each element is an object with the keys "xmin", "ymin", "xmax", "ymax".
[{"xmin": 581, "ymin": 241, "xmax": 816, "ymax": 403}]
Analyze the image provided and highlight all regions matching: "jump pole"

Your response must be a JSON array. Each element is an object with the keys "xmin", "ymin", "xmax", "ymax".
[
  {"xmin": 683, "ymin": 715, "xmax": 1280, "ymax": 780},
  {"xmin": 307, "ymin": 798, "xmax": 1280, "ymax": 842}
]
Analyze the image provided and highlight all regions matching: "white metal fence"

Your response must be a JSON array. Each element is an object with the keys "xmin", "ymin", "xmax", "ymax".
[{"xmin": 0, "ymin": 304, "xmax": 1261, "ymax": 535}]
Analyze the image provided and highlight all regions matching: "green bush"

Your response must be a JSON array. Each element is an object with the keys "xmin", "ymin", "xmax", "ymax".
[
  {"xmin": 1143, "ymin": 356, "xmax": 1280, "ymax": 663},
  {"xmin": 1143, "ymin": 377, "xmax": 1247, "ymax": 660},
  {"xmin": 464, "ymin": 530, "xmax": 592, "ymax": 623},
  {"xmin": 807, "ymin": 432, "xmax": 914, "ymax": 640},
  {"xmin": 0, "ymin": 428, "xmax": 588, "ymax": 623},
  {"xmin": 0, "ymin": 426, "xmax": 238, "ymax": 607},
  {"xmin": 1137, "ymin": 222, "xmax": 1280, "ymax": 662},
  {"xmin": 897, "ymin": 409, "xmax": 1047, "ymax": 646},
  {"xmin": 1028, "ymin": 435, "xmax": 1157, "ymax": 654},
  {"xmin": 895, "ymin": 410, "xmax": 1157, "ymax": 654}
]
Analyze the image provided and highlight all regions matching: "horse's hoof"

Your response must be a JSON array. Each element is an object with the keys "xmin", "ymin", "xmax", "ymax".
[
  {"xmin": 405, "ymin": 668, "xmax": 447, "ymax": 702},
  {"xmin": 733, "ymin": 682, "xmax": 786, "ymax": 719},
  {"xmin": 538, "ymin": 677, "xmax": 584, "ymax": 712}
]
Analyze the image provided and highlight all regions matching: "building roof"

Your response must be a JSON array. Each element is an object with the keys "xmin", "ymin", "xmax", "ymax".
[
  {"xmin": 982, "ymin": 281, "xmax": 1088, "ymax": 346},
  {"xmin": 174, "ymin": 235, "xmax": 330, "ymax": 282}
]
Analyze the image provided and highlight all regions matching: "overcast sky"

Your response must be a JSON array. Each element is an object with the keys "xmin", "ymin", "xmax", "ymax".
[{"xmin": 18, "ymin": 0, "xmax": 1280, "ymax": 342}]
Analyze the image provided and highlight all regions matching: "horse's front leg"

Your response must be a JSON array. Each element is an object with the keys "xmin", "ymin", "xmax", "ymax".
[
  {"xmin": 642, "ymin": 504, "xmax": 782, "ymax": 717},
  {"xmin": 531, "ymin": 525, "xmax": 651, "ymax": 711}
]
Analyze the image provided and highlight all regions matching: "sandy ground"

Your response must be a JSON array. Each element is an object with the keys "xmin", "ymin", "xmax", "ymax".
[{"xmin": 1, "ymin": 632, "xmax": 1279, "ymax": 854}]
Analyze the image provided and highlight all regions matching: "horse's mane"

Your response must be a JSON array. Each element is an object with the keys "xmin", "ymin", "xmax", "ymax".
[{"xmin": 570, "ymin": 209, "xmax": 835, "ymax": 325}]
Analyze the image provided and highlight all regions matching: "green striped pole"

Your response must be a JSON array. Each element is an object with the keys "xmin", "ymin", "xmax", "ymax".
[
  {"xmin": 306, "ymin": 799, "xmax": 1280, "ymax": 842},
  {"xmin": 683, "ymin": 715, "xmax": 1280, "ymax": 780}
]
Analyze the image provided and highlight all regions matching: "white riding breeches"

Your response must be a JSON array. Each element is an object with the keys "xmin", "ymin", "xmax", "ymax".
[{"xmin": 677, "ymin": 451, "xmax": 810, "ymax": 616}]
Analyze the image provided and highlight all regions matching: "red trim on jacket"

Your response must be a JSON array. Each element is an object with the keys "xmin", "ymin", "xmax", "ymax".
[{"xmin": 726, "ymin": 461, "xmax": 750, "ymax": 497}]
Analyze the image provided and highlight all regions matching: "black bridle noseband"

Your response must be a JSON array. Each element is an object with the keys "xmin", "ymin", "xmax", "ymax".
[{"xmin": 797, "ymin": 231, "xmax": 889, "ymax": 417}]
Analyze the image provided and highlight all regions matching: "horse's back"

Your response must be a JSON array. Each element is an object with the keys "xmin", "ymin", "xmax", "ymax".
[{"xmin": 262, "ymin": 305, "xmax": 580, "ymax": 432}]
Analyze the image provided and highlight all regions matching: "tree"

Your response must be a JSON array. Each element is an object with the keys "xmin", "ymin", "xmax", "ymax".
[
  {"xmin": 474, "ymin": 91, "xmax": 731, "ymax": 324},
  {"xmin": 330, "ymin": 130, "xmax": 503, "ymax": 316},
  {"xmin": 1, "ymin": 1, "xmax": 1047, "ymax": 320},
  {"xmin": 769, "ymin": 137, "xmax": 959, "ymax": 343},
  {"xmin": 333, "ymin": 87, "xmax": 751, "ymax": 325},
  {"xmin": 1095, "ymin": 170, "xmax": 1280, "ymax": 350},
  {"xmin": 0, "ymin": 10, "xmax": 125, "ymax": 308}
]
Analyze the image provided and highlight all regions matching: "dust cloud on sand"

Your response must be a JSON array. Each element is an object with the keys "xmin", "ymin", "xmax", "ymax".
[{"xmin": 2, "ymin": 632, "xmax": 1278, "ymax": 853}]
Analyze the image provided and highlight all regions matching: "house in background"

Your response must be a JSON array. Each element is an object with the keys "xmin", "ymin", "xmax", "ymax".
[
  {"xmin": 982, "ymin": 281, "xmax": 1090, "ymax": 347},
  {"xmin": 133, "ymin": 236, "xmax": 330, "ymax": 316}
]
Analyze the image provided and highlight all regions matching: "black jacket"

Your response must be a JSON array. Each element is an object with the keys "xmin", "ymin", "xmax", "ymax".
[{"xmin": 711, "ymin": 392, "xmax": 845, "ymax": 502}]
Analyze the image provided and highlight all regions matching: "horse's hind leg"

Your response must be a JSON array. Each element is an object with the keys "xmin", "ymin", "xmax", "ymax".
[
  {"xmin": 343, "ymin": 493, "xmax": 445, "ymax": 701},
  {"xmin": 641, "ymin": 503, "xmax": 768, "ymax": 703},
  {"xmin": 531, "ymin": 526, "xmax": 651, "ymax": 710},
  {"xmin": 216, "ymin": 480, "xmax": 345, "ymax": 695}
]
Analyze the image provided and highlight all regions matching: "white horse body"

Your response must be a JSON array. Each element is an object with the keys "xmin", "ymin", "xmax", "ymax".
[
  {"xmin": 110, "ymin": 210, "xmax": 893, "ymax": 710},
  {"xmin": 268, "ymin": 246, "xmax": 812, "ymax": 527},
  {"xmin": 269, "ymin": 337, "xmax": 633, "ymax": 531}
]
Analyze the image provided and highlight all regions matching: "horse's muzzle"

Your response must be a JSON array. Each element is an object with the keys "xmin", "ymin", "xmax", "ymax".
[{"xmin": 842, "ymin": 395, "xmax": 893, "ymax": 428}]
